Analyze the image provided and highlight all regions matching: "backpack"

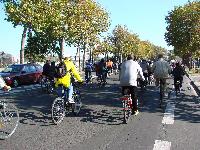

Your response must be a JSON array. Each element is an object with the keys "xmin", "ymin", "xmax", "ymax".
[
  {"xmin": 172, "ymin": 66, "xmax": 185, "ymax": 78},
  {"xmin": 54, "ymin": 61, "xmax": 68, "ymax": 78},
  {"xmin": 85, "ymin": 63, "xmax": 92, "ymax": 72}
]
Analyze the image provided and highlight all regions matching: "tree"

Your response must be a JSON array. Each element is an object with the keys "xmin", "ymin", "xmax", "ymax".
[
  {"xmin": 165, "ymin": 1, "xmax": 200, "ymax": 59},
  {"xmin": 2, "ymin": 0, "xmax": 110, "ymax": 63},
  {"xmin": 110, "ymin": 25, "xmax": 140, "ymax": 61}
]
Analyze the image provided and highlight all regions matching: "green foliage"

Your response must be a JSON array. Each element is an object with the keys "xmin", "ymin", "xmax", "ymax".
[
  {"xmin": 2, "ymin": 0, "xmax": 110, "ymax": 59},
  {"xmin": 165, "ymin": 1, "xmax": 200, "ymax": 57}
]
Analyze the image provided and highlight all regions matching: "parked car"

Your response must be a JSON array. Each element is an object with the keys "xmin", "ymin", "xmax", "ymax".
[{"xmin": 0, "ymin": 63, "xmax": 43, "ymax": 87}]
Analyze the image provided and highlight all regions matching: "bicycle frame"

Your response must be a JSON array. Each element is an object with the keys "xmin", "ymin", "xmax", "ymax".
[
  {"xmin": 41, "ymin": 76, "xmax": 55, "ymax": 93},
  {"xmin": 175, "ymin": 80, "xmax": 181, "ymax": 95},
  {"xmin": 120, "ymin": 94, "xmax": 132, "ymax": 124}
]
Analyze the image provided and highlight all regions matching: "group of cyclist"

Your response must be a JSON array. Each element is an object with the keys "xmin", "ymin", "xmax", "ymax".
[
  {"xmin": 85, "ymin": 58, "xmax": 119, "ymax": 85},
  {"xmin": 120, "ymin": 53, "xmax": 186, "ymax": 115},
  {"xmin": 42, "ymin": 54, "xmax": 83, "ymax": 104},
  {"xmin": 1, "ymin": 52, "xmax": 186, "ymax": 115}
]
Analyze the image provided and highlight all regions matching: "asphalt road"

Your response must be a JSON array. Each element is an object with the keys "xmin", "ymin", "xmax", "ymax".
[{"xmin": 0, "ymin": 73, "xmax": 200, "ymax": 150}]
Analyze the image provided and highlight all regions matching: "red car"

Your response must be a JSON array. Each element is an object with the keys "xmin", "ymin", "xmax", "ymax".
[{"xmin": 0, "ymin": 63, "xmax": 43, "ymax": 87}]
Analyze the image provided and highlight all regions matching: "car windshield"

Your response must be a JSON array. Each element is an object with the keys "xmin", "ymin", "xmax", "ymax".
[{"xmin": 2, "ymin": 65, "xmax": 22, "ymax": 73}]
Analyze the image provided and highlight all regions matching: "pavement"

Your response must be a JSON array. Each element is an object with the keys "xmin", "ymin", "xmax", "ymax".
[{"xmin": 187, "ymin": 73, "xmax": 200, "ymax": 96}]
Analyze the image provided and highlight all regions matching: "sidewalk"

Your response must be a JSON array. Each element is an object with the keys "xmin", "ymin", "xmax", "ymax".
[{"xmin": 187, "ymin": 73, "xmax": 200, "ymax": 95}]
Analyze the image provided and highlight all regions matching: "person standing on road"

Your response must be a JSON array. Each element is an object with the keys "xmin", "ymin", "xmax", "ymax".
[
  {"xmin": 152, "ymin": 54, "xmax": 171, "ymax": 93},
  {"xmin": 120, "ymin": 54, "xmax": 145, "ymax": 115},
  {"xmin": 54, "ymin": 54, "xmax": 83, "ymax": 103}
]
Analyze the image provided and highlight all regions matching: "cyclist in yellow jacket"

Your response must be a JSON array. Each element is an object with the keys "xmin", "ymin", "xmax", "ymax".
[{"xmin": 54, "ymin": 54, "xmax": 83, "ymax": 103}]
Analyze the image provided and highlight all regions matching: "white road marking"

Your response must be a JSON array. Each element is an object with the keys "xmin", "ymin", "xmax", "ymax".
[
  {"xmin": 153, "ymin": 140, "xmax": 171, "ymax": 150},
  {"xmin": 162, "ymin": 103, "xmax": 175, "ymax": 124}
]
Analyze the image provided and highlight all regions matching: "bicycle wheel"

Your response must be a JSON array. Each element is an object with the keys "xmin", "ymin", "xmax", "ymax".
[
  {"xmin": 0, "ymin": 102, "xmax": 19, "ymax": 139},
  {"xmin": 175, "ymin": 81, "xmax": 180, "ymax": 96},
  {"xmin": 72, "ymin": 93, "xmax": 82, "ymax": 115},
  {"xmin": 123, "ymin": 99, "xmax": 131, "ymax": 124},
  {"xmin": 51, "ymin": 97, "xmax": 65, "ymax": 125}
]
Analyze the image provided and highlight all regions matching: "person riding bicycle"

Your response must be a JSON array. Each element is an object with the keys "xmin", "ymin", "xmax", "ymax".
[
  {"xmin": 84, "ymin": 60, "xmax": 93, "ymax": 84},
  {"xmin": 120, "ymin": 54, "xmax": 145, "ymax": 116},
  {"xmin": 97, "ymin": 58, "xmax": 107, "ymax": 84},
  {"xmin": 152, "ymin": 54, "xmax": 171, "ymax": 94},
  {"xmin": 42, "ymin": 60, "xmax": 52, "ymax": 79},
  {"xmin": 172, "ymin": 61, "xmax": 185, "ymax": 89},
  {"xmin": 54, "ymin": 54, "xmax": 83, "ymax": 103},
  {"xmin": 139, "ymin": 59, "xmax": 150, "ymax": 87}
]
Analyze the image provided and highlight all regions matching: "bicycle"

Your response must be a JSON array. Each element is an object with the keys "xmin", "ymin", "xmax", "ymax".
[
  {"xmin": 97, "ymin": 74, "xmax": 107, "ymax": 87},
  {"xmin": 0, "ymin": 92, "xmax": 19, "ymax": 139},
  {"xmin": 51, "ymin": 82, "xmax": 82, "ymax": 125},
  {"xmin": 120, "ymin": 89, "xmax": 133, "ymax": 124},
  {"xmin": 40, "ymin": 76, "xmax": 55, "ymax": 94},
  {"xmin": 174, "ymin": 80, "xmax": 181, "ymax": 96}
]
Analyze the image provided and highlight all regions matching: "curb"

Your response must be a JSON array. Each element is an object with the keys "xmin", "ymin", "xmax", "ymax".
[{"xmin": 186, "ymin": 73, "xmax": 200, "ymax": 96}]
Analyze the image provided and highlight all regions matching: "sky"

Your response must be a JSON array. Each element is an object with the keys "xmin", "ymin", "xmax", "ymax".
[{"xmin": 0, "ymin": 0, "xmax": 192, "ymax": 60}]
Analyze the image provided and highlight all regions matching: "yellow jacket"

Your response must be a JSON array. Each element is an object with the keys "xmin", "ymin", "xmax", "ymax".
[{"xmin": 55, "ymin": 59, "xmax": 83, "ymax": 88}]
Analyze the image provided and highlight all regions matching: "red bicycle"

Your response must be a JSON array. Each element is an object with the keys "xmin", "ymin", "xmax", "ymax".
[{"xmin": 120, "ymin": 89, "xmax": 132, "ymax": 124}]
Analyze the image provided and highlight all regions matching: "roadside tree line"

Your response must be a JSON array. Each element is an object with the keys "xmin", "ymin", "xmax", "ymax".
[
  {"xmin": 0, "ymin": 0, "xmax": 167, "ymax": 66},
  {"xmin": 1, "ymin": 0, "xmax": 110, "ymax": 65},
  {"xmin": 93, "ymin": 25, "xmax": 167, "ymax": 62},
  {"xmin": 1, "ymin": 0, "xmax": 199, "ymax": 68},
  {"xmin": 165, "ymin": 0, "xmax": 200, "ymax": 68}
]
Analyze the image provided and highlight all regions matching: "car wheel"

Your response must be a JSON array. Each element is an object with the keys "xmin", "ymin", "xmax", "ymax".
[{"xmin": 13, "ymin": 79, "xmax": 19, "ymax": 87}]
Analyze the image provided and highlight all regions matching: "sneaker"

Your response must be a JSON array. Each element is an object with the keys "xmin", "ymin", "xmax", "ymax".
[
  {"xmin": 68, "ymin": 99, "xmax": 75, "ymax": 104},
  {"xmin": 134, "ymin": 110, "xmax": 139, "ymax": 116}
]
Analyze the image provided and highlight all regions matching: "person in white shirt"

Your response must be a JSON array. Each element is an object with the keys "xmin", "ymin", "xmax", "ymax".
[{"xmin": 120, "ymin": 54, "xmax": 145, "ymax": 115}]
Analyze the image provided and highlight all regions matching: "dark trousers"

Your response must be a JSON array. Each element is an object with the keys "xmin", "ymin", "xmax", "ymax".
[
  {"xmin": 85, "ymin": 70, "xmax": 92, "ymax": 83},
  {"xmin": 174, "ymin": 76, "xmax": 183, "ymax": 87},
  {"xmin": 122, "ymin": 86, "xmax": 138, "ymax": 111}
]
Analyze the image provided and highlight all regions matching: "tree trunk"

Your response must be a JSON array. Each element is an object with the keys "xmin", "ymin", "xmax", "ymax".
[
  {"xmin": 59, "ymin": 38, "xmax": 65, "ymax": 60},
  {"xmin": 89, "ymin": 48, "xmax": 92, "ymax": 61},
  {"xmin": 20, "ymin": 27, "xmax": 27, "ymax": 64},
  {"xmin": 78, "ymin": 46, "xmax": 81, "ymax": 72},
  {"xmin": 82, "ymin": 43, "xmax": 86, "ymax": 71}
]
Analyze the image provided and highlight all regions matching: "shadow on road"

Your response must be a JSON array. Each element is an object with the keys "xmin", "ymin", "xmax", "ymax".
[{"xmin": 174, "ymin": 95, "xmax": 200, "ymax": 123}]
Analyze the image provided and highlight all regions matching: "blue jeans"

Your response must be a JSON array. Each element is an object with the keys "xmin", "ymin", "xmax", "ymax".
[{"xmin": 57, "ymin": 84, "xmax": 73, "ymax": 101}]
